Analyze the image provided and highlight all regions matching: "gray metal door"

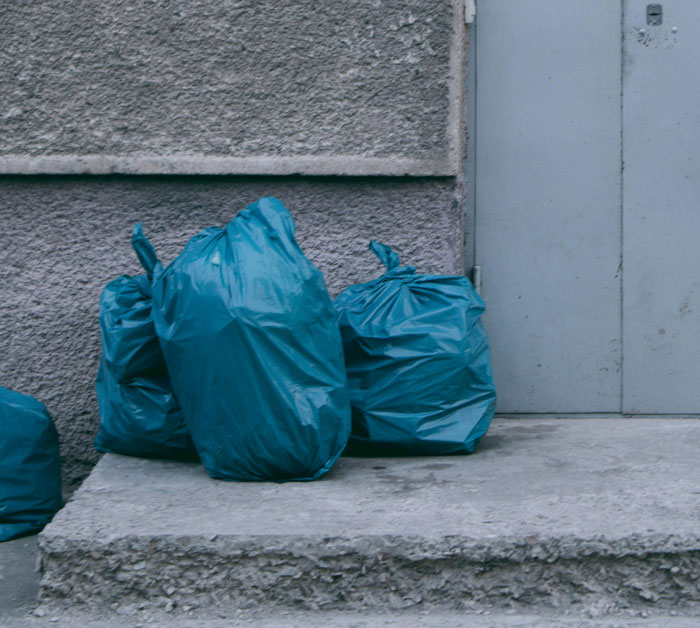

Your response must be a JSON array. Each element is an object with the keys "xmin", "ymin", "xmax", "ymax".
[
  {"xmin": 622, "ymin": 0, "xmax": 700, "ymax": 413},
  {"xmin": 473, "ymin": 0, "xmax": 623, "ymax": 413},
  {"xmin": 472, "ymin": 0, "xmax": 700, "ymax": 414}
]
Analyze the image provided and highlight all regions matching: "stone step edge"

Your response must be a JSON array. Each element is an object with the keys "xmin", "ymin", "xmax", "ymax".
[
  {"xmin": 38, "ymin": 533, "xmax": 700, "ymax": 614},
  {"xmin": 13, "ymin": 608, "xmax": 700, "ymax": 628}
]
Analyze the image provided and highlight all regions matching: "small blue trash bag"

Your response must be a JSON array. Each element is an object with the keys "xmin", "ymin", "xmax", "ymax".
[
  {"xmin": 0, "ymin": 387, "xmax": 62, "ymax": 541},
  {"xmin": 148, "ymin": 197, "xmax": 351, "ymax": 481},
  {"xmin": 94, "ymin": 227, "xmax": 195, "ymax": 460},
  {"xmin": 334, "ymin": 241, "xmax": 497, "ymax": 455}
]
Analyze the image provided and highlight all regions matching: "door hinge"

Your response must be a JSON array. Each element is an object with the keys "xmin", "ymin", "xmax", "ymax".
[
  {"xmin": 465, "ymin": 0, "xmax": 476, "ymax": 24},
  {"xmin": 472, "ymin": 264, "xmax": 482, "ymax": 294}
]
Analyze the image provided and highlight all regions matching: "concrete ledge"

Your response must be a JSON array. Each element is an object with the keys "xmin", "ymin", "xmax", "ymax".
[
  {"xmin": 0, "ymin": 155, "xmax": 457, "ymax": 177},
  {"xmin": 1, "ymin": 1, "xmax": 466, "ymax": 176},
  {"xmin": 38, "ymin": 419, "xmax": 700, "ymax": 616}
]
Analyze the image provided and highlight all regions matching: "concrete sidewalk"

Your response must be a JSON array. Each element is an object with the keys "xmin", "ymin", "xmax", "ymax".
[
  {"xmin": 4, "ymin": 418, "xmax": 699, "ymax": 626},
  {"xmin": 4, "ymin": 609, "xmax": 700, "ymax": 628},
  {"xmin": 0, "ymin": 535, "xmax": 39, "ymax": 621}
]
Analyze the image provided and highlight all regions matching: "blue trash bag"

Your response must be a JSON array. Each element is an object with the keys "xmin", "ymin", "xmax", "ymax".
[
  {"xmin": 0, "ymin": 387, "xmax": 62, "ymax": 541},
  {"xmin": 334, "ymin": 241, "xmax": 497, "ymax": 455},
  {"xmin": 94, "ymin": 227, "xmax": 195, "ymax": 460},
  {"xmin": 148, "ymin": 196, "xmax": 351, "ymax": 481}
]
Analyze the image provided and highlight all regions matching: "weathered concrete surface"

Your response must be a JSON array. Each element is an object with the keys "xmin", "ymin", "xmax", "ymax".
[
  {"xmin": 0, "ymin": 175, "xmax": 463, "ymax": 491},
  {"xmin": 0, "ymin": 535, "xmax": 39, "ymax": 621},
  {"xmin": 4, "ymin": 610, "xmax": 700, "ymax": 628},
  {"xmin": 4, "ymin": 543, "xmax": 695, "ymax": 626},
  {"xmin": 0, "ymin": 0, "xmax": 466, "ymax": 175},
  {"xmin": 38, "ymin": 419, "xmax": 700, "ymax": 616}
]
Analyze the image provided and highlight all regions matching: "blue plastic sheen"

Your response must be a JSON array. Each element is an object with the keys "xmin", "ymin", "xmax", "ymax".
[
  {"xmin": 0, "ymin": 387, "xmax": 62, "ymax": 541},
  {"xmin": 94, "ymin": 226, "xmax": 195, "ymax": 460},
  {"xmin": 334, "ymin": 241, "xmax": 497, "ymax": 455},
  {"xmin": 150, "ymin": 197, "xmax": 351, "ymax": 481}
]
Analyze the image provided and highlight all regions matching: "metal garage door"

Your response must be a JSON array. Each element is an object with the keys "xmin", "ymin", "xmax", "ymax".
[{"xmin": 471, "ymin": 0, "xmax": 700, "ymax": 414}]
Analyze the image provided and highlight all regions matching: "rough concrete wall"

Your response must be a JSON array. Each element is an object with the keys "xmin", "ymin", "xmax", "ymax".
[
  {"xmin": 0, "ymin": 1, "xmax": 469, "ymax": 489},
  {"xmin": 0, "ymin": 175, "xmax": 464, "ymax": 491},
  {"xmin": 1, "ymin": 0, "xmax": 465, "ymax": 175}
]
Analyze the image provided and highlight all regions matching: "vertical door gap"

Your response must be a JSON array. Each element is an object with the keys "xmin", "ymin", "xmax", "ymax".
[{"xmin": 620, "ymin": 0, "xmax": 626, "ymax": 414}]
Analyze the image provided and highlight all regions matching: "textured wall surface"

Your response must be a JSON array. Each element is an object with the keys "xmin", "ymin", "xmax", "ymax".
[
  {"xmin": 0, "ymin": 175, "xmax": 464, "ymax": 490},
  {"xmin": 0, "ymin": 1, "xmax": 469, "ymax": 489},
  {"xmin": 0, "ymin": 0, "xmax": 465, "ymax": 175}
]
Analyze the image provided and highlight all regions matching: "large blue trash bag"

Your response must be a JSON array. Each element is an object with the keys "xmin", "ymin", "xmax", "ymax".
[
  {"xmin": 94, "ymin": 227, "xmax": 195, "ymax": 460},
  {"xmin": 334, "ymin": 241, "xmax": 497, "ymax": 455},
  {"xmin": 0, "ymin": 387, "xmax": 62, "ymax": 541},
  {"xmin": 149, "ymin": 196, "xmax": 351, "ymax": 481}
]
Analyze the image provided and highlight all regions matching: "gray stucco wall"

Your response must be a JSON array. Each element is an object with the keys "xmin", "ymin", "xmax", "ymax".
[
  {"xmin": 0, "ymin": 176, "xmax": 465, "ymax": 490},
  {"xmin": 1, "ymin": 0, "xmax": 469, "ymax": 490},
  {"xmin": 1, "ymin": 0, "xmax": 465, "ymax": 176}
]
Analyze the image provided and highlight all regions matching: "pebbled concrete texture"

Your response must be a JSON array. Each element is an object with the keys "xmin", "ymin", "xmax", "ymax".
[
  {"xmin": 0, "ymin": 174, "xmax": 464, "ymax": 491},
  {"xmin": 0, "ymin": 0, "xmax": 466, "ymax": 175},
  {"xmin": 38, "ymin": 419, "xmax": 700, "ymax": 617},
  {"xmin": 4, "ymin": 610, "xmax": 700, "ymax": 628}
]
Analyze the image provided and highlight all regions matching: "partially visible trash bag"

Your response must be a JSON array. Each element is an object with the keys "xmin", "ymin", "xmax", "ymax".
[
  {"xmin": 94, "ymin": 228, "xmax": 195, "ymax": 460},
  {"xmin": 0, "ymin": 387, "xmax": 62, "ymax": 541},
  {"xmin": 334, "ymin": 241, "xmax": 497, "ymax": 455},
  {"xmin": 149, "ymin": 196, "xmax": 351, "ymax": 481}
]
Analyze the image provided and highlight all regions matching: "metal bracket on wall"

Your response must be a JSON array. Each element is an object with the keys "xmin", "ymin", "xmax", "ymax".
[
  {"xmin": 646, "ymin": 3, "xmax": 663, "ymax": 25},
  {"xmin": 465, "ymin": 0, "xmax": 476, "ymax": 24},
  {"xmin": 472, "ymin": 265, "xmax": 482, "ymax": 295}
]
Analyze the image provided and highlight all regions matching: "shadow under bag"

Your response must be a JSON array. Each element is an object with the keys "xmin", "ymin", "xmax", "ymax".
[
  {"xmin": 146, "ymin": 197, "xmax": 351, "ymax": 481},
  {"xmin": 334, "ymin": 241, "xmax": 497, "ymax": 455}
]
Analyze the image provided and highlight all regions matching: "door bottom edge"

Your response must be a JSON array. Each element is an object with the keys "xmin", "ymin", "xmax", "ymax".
[{"xmin": 495, "ymin": 413, "xmax": 700, "ymax": 419}]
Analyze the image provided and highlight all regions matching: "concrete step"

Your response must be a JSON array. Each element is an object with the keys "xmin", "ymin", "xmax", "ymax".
[{"xmin": 37, "ymin": 418, "xmax": 700, "ymax": 619}]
